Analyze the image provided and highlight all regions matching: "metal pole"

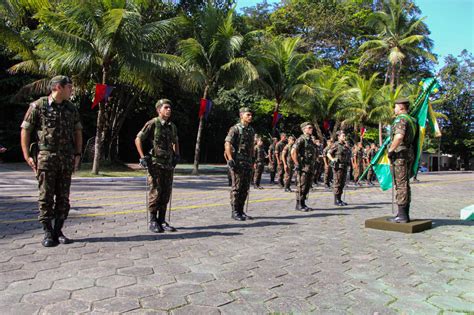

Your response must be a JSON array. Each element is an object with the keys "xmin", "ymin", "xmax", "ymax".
[
  {"xmin": 168, "ymin": 169, "xmax": 174, "ymax": 223},
  {"xmin": 145, "ymin": 170, "xmax": 149, "ymax": 225}
]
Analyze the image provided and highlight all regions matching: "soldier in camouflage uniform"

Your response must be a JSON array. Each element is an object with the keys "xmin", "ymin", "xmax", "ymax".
[
  {"xmin": 312, "ymin": 138, "xmax": 324, "ymax": 186},
  {"xmin": 352, "ymin": 142, "xmax": 364, "ymax": 185},
  {"xmin": 20, "ymin": 76, "xmax": 83, "ymax": 247},
  {"xmin": 366, "ymin": 143, "xmax": 377, "ymax": 185},
  {"xmin": 322, "ymin": 139, "xmax": 333, "ymax": 188},
  {"xmin": 282, "ymin": 136, "xmax": 296, "ymax": 192},
  {"xmin": 275, "ymin": 133, "xmax": 288, "ymax": 187},
  {"xmin": 327, "ymin": 131, "xmax": 351, "ymax": 206},
  {"xmin": 224, "ymin": 107, "xmax": 255, "ymax": 221},
  {"xmin": 291, "ymin": 122, "xmax": 317, "ymax": 211},
  {"xmin": 268, "ymin": 137, "xmax": 278, "ymax": 184},
  {"xmin": 387, "ymin": 99, "xmax": 416, "ymax": 223},
  {"xmin": 253, "ymin": 137, "xmax": 266, "ymax": 189},
  {"xmin": 135, "ymin": 99, "xmax": 180, "ymax": 233}
]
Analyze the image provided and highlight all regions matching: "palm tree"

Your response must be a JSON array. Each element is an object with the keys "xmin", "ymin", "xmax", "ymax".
[
  {"xmin": 297, "ymin": 66, "xmax": 348, "ymax": 140},
  {"xmin": 11, "ymin": 0, "xmax": 181, "ymax": 174},
  {"xmin": 178, "ymin": 5, "xmax": 258, "ymax": 175},
  {"xmin": 250, "ymin": 36, "xmax": 316, "ymax": 119},
  {"xmin": 359, "ymin": 0, "xmax": 436, "ymax": 89}
]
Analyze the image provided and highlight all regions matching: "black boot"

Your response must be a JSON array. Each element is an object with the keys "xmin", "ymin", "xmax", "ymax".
[
  {"xmin": 387, "ymin": 205, "xmax": 409, "ymax": 223},
  {"xmin": 41, "ymin": 221, "xmax": 57, "ymax": 247},
  {"xmin": 301, "ymin": 199, "xmax": 312, "ymax": 211},
  {"xmin": 295, "ymin": 200, "xmax": 309, "ymax": 212},
  {"xmin": 231, "ymin": 205, "xmax": 245, "ymax": 221},
  {"xmin": 335, "ymin": 194, "xmax": 347, "ymax": 206},
  {"xmin": 54, "ymin": 219, "xmax": 72, "ymax": 244},
  {"xmin": 149, "ymin": 212, "xmax": 164, "ymax": 233},
  {"xmin": 334, "ymin": 195, "xmax": 339, "ymax": 206},
  {"xmin": 406, "ymin": 204, "xmax": 411, "ymax": 222},
  {"xmin": 158, "ymin": 208, "xmax": 177, "ymax": 232}
]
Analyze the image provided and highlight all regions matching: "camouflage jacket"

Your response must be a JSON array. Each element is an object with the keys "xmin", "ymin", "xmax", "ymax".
[
  {"xmin": 293, "ymin": 134, "xmax": 316, "ymax": 172},
  {"xmin": 225, "ymin": 123, "xmax": 255, "ymax": 168}
]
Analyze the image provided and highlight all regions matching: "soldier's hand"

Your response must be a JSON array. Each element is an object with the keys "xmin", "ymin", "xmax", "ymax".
[
  {"xmin": 388, "ymin": 150, "xmax": 396, "ymax": 161},
  {"xmin": 26, "ymin": 157, "xmax": 36, "ymax": 173},
  {"xmin": 227, "ymin": 159, "xmax": 236, "ymax": 169},
  {"xmin": 172, "ymin": 155, "xmax": 180, "ymax": 168},
  {"xmin": 73, "ymin": 155, "xmax": 81, "ymax": 172},
  {"xmin": 139, "ymin": 157, "xmax": 148, "ymax": 169}
]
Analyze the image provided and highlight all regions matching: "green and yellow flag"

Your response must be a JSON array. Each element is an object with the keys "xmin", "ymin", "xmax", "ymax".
[{"xmin": 359, "ymin": 78, "xmax": 441, "ymax": 191}]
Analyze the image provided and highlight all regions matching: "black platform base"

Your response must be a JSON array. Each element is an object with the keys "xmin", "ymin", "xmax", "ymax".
[{"xmin": 365, "ymin": 216, "xmax": 432, "ymax": 234}]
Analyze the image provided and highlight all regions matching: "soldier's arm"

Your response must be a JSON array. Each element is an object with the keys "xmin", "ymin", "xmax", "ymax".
[
  {"xmin": 388, "ymin": 134, "xmax": 403, "ymax": 152},
  {"xmin": 20, "ymin": 129, "xmax": 36, "ymax": 172},
  {"xmin": 173, "ymin": 139, "xmax": 180, "ymax": 157},
  {"xmin": 73, "ymin": 129, "xmax": 83, "ymax": 171},
  {"xmin": 135, "ymin": 120, "xmax": 153, "ymax": 159},
  {"xmin": 224, "ymin": 142, "xmax": 233, "ymax": 161},
  {"xmin": 268, "ymin": 148, "xmax": 273, "ymax": 163},
  {"xmin": 275, "ymin": 145, "xmax": 281, "ymax": 164},
  {"xmin": 282, "ymin": 149, "xmax": 288, "ymax": 168},
  {"xmin": 327, "ymin": 146, "xmax": 336, "ymax": 162},
  {"xmin": 135, "ymin": 137, "xmax": 145, "ymax": 159}
]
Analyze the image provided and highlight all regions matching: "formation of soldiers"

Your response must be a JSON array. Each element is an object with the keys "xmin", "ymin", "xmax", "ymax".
[{"xmin": 20, "ymin": 76, "xmax": 414, "ymax": 247}]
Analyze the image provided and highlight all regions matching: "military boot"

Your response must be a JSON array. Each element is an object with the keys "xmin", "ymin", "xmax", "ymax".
[
  {"xmin": 406, "ymin": 204, "xmax": 411, "ymax": 222},
  {"xmin": 241, "ymin": 205, "xmax": 254, "ymax": 220},
  {"xmin": 54, "ymin": 218, "xmax": 72, "ymax": 244},
  {"xmin": 295, "ymin": 200, "xmax": 309, "ymax": 212},
  {"xmin": 149, "ymin": 212, "xmax": 164, "ymax": 233},
  {"xmin": 231, "ymin": 204, "xmax": 245, "ymax": 221},
  {"xmin": 335, "ymin": 194, "xmax": 347, "ymax": 206},
  {"xmin": 158, "ymin": 208, "xmax": 177, "ymax": 232},
  {"xmin": 301, "ymin": 199, "xmax": 312, "ymax": 211},
  {"xmin": 387, "ymin": 205, "xmax": 409, "ymax": 223},
  {"xmin": 41, "ymin": 221, "xmax": 57, "ymax": 247}
]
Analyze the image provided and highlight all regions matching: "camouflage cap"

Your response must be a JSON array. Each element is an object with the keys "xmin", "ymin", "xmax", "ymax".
[
  {"xmin": 49, "ymin": 75, "xmax": 72, "ymax": 90},
  {"xmin": 300, "ymin": 121, "xmax": 314, "ymax": 130},
  {"xmin": 239, "ymin": 107, "xmax": 252, "ymax": 114},
  {"xmin": 156, "ymin": 98, "xmax": 172, "ymax": 108},
  {"xmin": 394, "ymin": 98, "xmax": 410, "ymax": 105}
]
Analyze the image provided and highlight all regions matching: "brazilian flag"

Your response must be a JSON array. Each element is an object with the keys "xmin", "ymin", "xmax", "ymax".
[{"xmin": 360, "ymin": 78, "xmax": 441, "ymax": 191}]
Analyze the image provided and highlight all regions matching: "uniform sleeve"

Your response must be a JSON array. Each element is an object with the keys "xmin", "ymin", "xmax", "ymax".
[
  {"xmin": 328, "ymin": 143, "xmax": 337, "ymax": 156},
  {"xmin": 171, "ymin": 123, "xmax": 178, "ymax": 144},
  {"xmin": 136, "ymin": 120, "xmax": 155, "ymax": 141},
  {"xmin": 293, "ymin": 138, "xmax": 303, "ymax": 154},
  {"xmin": 73, "ymin": 107, "xmax": 83, "ymax": 130},
  {"xmin": 393, "ymin": 119, "xmax": 406, "ymax": 137},
  {"xmin": 224, "ymin": 126, "xmax": 237, "ymax": 144},
  {"xmin": 20, "ymin": 103, "xmax": 40, "ymax": 131}
]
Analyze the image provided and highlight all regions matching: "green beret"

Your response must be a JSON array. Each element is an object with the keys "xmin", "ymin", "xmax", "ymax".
[
  {"xmin": 300, "ymin": 121, "xmax": 314, "ymax": 129},
  {"xmin": 49, "ymin": 75, "xmax": 72, "ymax": 89},
  {"xmin": 239, "ymin": 107, "xmax": 252, "ymax": 114},
  {"xmin": 394, "ymin": 98, "xmax": 410, "ymax": 105},
  {"xmin": 156, "ymin": 98, "xmax": 172, "ymax": 108}
]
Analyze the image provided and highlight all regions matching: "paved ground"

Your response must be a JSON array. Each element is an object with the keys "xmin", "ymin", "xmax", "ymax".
[{"xmin": 0, "ymin": 164, "xmax": 473, "ymax": 314}]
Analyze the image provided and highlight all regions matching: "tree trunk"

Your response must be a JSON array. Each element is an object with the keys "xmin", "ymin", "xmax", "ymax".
[
  {"xmin": 313, "ymin": 120, "xmax": 324, "ymax": 141},
  {"xmin": 192, "ymin": 86, "xmax": 209, "ymax": 175},
  {"xmin": 330, "ymin": 120, "xmax": 340, "ymax": 141},
  {"xmin": 91, "ymin": 67, "xmax": 108, "ymax": 175},
  {"xmin": 390, "ymin": 63, "xmax": 396, "ymax": 91},
  {"xmin": 378, "ymin": 121, "xmax": 383, "ymax": 146}
]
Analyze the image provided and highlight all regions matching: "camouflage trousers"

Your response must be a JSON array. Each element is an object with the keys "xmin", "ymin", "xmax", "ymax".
[
  {"xmin": 367, "ymin": 166, "xmax": 374, "ymax": 183},
  {"xmin": 393, "ymin": 158, "xmax": 412, "ymax": 206},
  {"xmin": 295, "ymin": 170, "xmax": 313, "ymax": 202},
  {"xmin": 269, "ymin": 162, "xmax": 277, "ymax": 183},
  {"xmin": 277, "ymin": 162, "xmax": 285, "ymax": 186},
  {"xmin": 284, "ymin": 165, "xmax": 294, "ymax": 189},
  {"xmin": 353, "ymin": 163, "xmax": 363, "ymax": 181},
  {"xmin": 313, "ymin": 160, "xmax": 323, "ymax": 184},
  {"xmin": 333, "ymin": 167, "xmax": 347, "ymax": 196},
  {"xmin": 230, "ymin": 167, "xmax": 252, "ymax": 212},
  {"xmin": 147, "ymin": 164, "xmax": 173, "ymax": 221},
  {"xmin": 37, "ymin": 169, "xmax": 72, "ymax": 223},
  {"xmin": 253, "ymin": 163, "xmax": 264, "ymax": 186},
  {"xmin": 324, "ymin": 164, "xmax": 332, "ymax": 186}
]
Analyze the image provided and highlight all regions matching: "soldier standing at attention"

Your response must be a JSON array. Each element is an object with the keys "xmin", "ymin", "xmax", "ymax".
[
  {"xmin": 268, "ymin": 137, "xmax": 278, "ymax": 184},
  {"xmin": 224, "ymin": 107, "xmax": 255, "ymax": 221},
  {"xmin": 282, "ymin": 136, "xmax": 296, "ymax": 192},
  {"xmin": 275, "ymin": 133, "xmax": 288, "ymax": 188},
  {"xmin": 387, "ymin": 99, "xmax": 416, "ymax": 223},
  {"xmin": 313, "ymin": 138, "xmax": 324, "ymax": 186},
  {"xmin": 366, "ymin": 143, "xmax": 377, "ymax": 185},
  {"xmin": 322, "ymin": 139, "xmax": 333, "ymax": 188},
  {"xmin": 328, "ymin": 131, "xmax": 351, "ymax": 206},
  {"xmin": 291, "ymin": 122, "xmax": 317, "ymax": 211},
  {"xmin": 253, "ymin": 137, "xmax": 266, "ymax": 189},
  {"xmin": 135, "ymin": 99, "xmax": 180, "ymax": 233},
  {"xmin": 352, "ymin": 142, "xmax": 364, "ymax": 185},
  {"xmin": 20, "ymin": 76, "xmax": 83, "ymax": 247}
]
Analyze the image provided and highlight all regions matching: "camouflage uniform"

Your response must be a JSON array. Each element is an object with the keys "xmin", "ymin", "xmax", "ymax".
[
  {"xmin": 313, "ymin": 142, "xmax": 324, "ymax": 184},
  {"xmin": 390, "ymin": 114, "xmax": 416, "ymax": 218},
  {"xmin": 293, "ymin": 134, "xmax": 316, "ymax": 210},
  {"xmin": 275, "ymin": 139, "xmax": 287, "ymax": 187},
  {"xmin": 353, "ymin": 147, "xmax": 364, "ymax": 182},
  {"xmin": 21, "ymin": 96, "xmax": 82, "ymax": 224},
  {"xmin": 268, "ymin": 143, "xmax": 277, "ymax": 183},
  {"xmin": 137, "ymin": 117, "xmax": 177, "ymax": 225},
  {"xmin": 253, "ymin": 144, "xmax": 266, "ymax": 187},
  {"xmin": 323, "ymin": 144, "xmax": 333, "ymax": 187},
  {"xmin": 282, "ymin": 143, "xmax": 294, "ymax": 190},
  {"xmin": 225, "ymin": 122, "xmax": 255, "ymax": 217},
  {"xmin": 328, "ymin": 141, "xmax": 351, "ymax": 204},
  {"xmin": 367, "ymin": 147, "xmax": 377, "ymax": 183}
]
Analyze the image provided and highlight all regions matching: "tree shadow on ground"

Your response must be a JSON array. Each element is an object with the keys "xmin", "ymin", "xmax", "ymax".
[
  {"xmin": 179, "ymin": 220, "xmax": 296, "ymax": 231},
  {"xmin": 430, "ymin": 218, "xmax": 474, "ymax": 229},
  {"xmin": 255, "ymin": 212, "xmax": 349, "ymax": 220},
  {"xmin": 74, "ymin": 231, "xmax": 242, "ymax": 243}
]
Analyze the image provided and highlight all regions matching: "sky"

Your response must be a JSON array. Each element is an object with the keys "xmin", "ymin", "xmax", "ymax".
[{"xmin": 235, "ymin": 0, "xmax": 474, "ymax": 69}]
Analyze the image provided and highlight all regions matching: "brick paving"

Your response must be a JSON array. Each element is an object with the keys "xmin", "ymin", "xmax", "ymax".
[{"xmin": 0, "ymin": 165, "xmax": 473, "ymax": 314}]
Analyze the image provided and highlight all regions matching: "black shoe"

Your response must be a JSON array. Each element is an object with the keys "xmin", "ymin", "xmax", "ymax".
[
  {"xmin": 161, "ymin": 222, "xmax": 177, "ymax": 232},
  {"xmin": 241, "ymin": 212, "xmax": 254, "ymax": 220},
  {"xmin": 54, "ymin": 219, "xmax": 72, "ymax": 244},
  {"xmin": 149, "ymin": 220, "xmax": 164, "ymax": 233},
  {"xmin": 231, "ymin": 213, "xmax": 246, "ymax": 221},
  {"xmin": 284, "ymin": 188, "xmax": 292, "ymax": 192},
  {"xmin": 295, "ymin": 202, "xmax": 310, "ymax": 212},
  {"xmin": 41, "ymin": 221, "xmax": 58, "ymax": 247}
]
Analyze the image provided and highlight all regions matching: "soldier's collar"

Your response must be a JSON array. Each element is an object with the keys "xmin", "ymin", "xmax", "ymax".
[{"xmin": 157, "ymin": 116, "xmax": 170, "ymax": 126}]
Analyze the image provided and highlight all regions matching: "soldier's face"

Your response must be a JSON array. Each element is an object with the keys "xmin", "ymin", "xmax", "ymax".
[
  {"xmin": 394, "ymin": 103, "xmax": 407, "ymax": 115},
  {"xmin": 339, "ymin": 133, "xmax": 346, "ymax": 142},
  {"xmin": 241, "ymin": 112, "xmax": 252, "ymax": 124},
  {"xmin": 158, "ymin": 104, "xmax": 172, "ymax": 119},
  {"xmin": 303, "ymin": 126, "xmax": 313, "ymax": 135},
  {"xmin": 58, "ymin": 83, "xmax": 73, "ymax": 100}
]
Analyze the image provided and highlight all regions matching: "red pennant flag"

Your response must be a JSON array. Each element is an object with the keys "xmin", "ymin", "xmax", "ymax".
[
  {"xmin": 323, "ymin": 120, "xmax": 330, "ymax": 131},
  {"xmin": 360, "ymin": 127, "xmax": 366, "ymax": 139},
  {"xmin": 199, "ymin": 98, "xmax": 207, "ymax": 118},
  {"xmin": 91, "ymin": 84, "xmax": 107, "ymax": 109},
  {"xmin": 272, "ymin": 111, "xmax": 282, "ymax": 129}
]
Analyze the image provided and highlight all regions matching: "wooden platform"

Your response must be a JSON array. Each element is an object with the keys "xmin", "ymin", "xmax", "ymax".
[{"xmin": 365, "ymin": 216, "xmax": 432, "ymax": 234}]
